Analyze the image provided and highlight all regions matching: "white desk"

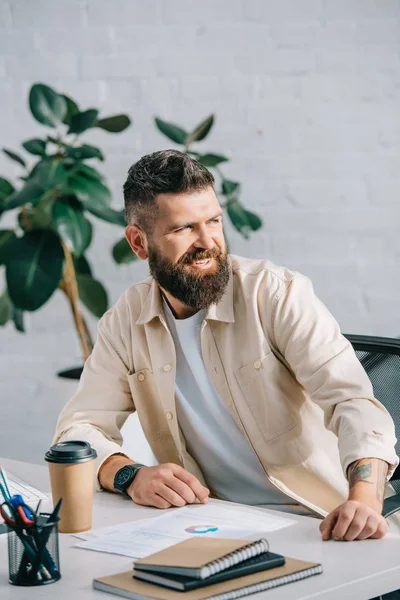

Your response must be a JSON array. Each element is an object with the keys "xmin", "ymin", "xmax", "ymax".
[{"xmin": 1, "ymin": 457, "xmax": 400, "ymax": 600}]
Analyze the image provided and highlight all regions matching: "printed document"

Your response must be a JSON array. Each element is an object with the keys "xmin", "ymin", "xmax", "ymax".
[{"xmin": 75, "ymin": 500, "xmax": 295, "ymax": 559}]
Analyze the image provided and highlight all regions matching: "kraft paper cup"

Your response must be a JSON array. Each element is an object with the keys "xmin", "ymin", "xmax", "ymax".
[{"xmin": 45, "ymin": 441, "xmax": 97, "ymax": 534}]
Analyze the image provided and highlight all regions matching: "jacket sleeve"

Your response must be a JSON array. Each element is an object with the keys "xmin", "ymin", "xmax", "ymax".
[
  {"xmin": 52, "ymin": 308, "xmax": 135, "ymax": 490},
  {"xmin": 272, "ymin": 273, "xmax": 399, "ymax": 479}
]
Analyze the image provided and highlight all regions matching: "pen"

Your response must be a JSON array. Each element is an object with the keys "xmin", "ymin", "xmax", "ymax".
[
  {"xmin": 0, "ymin": 467, "xmax": 11, "ymax": 499},
  {"xmin": 29, "ymin": 502, "xmax": 63, "ymax": 578},
  {"xmin": 47, "ymin": 498, "xmax": 63, "ymax": 524},
  {"xmin": 0, "ymin": 482, "xmax": 10, "ymax": 502}
]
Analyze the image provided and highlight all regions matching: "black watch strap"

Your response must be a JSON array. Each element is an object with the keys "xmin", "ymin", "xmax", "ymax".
[{"xmin": 113, "ymin": 463, "xmax": 146, "ymax": 496}]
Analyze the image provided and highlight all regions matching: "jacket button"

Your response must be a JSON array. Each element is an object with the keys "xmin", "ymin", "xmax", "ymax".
[
  {"xmin": 254, "ymin": 360, "xmax": 262, "ymax": 369},
  {"xmin": 165, "ymin": 412, "xmax": 173, "ymax": 420},
  {"xmin": 163, "ymin": 364, "xmax": 172, "ymax": 372},
  {"xmin": 137, "ymin": 372, "xmax": 145, "ymax": 382}
]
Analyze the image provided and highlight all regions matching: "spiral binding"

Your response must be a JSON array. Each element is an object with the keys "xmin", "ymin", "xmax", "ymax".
[
  {"xmin": 201, "ymin": 538, "xmax": 269, "ymax": 579},
  {"xmin": 208, "ymin": 565, "xmax": 323, "ymax": 600}
]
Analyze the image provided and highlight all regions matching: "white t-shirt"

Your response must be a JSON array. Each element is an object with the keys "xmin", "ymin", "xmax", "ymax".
[{"xmin": 163, "ymin": 300, "xmax": 298, "ymax": 507}]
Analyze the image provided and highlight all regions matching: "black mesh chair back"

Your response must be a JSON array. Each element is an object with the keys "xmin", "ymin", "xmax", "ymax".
[{"xmin": 345, "ymin": 334, "xmax": 400, "ymax": 495}]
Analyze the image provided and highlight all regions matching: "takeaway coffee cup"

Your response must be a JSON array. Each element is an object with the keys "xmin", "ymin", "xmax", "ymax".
[{"xmin": 45, "ymin": 441, "xmax": 97, "ymax": 534}]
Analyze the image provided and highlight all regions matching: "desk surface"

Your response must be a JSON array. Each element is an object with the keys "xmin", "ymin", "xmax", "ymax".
[{"xmin": 1, "ymin": 457, "xmax": 400, "ymax": 600}]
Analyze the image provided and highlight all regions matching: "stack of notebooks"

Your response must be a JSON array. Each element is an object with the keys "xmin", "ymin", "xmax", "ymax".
[{"xmin": 93, "ymin": 537, "xmax": 322, "ymax": 599}]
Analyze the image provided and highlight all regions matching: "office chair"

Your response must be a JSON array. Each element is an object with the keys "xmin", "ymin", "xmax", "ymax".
[{"xmin": 344, "ymin": 334, "xmax": 400, "ymax": 518}]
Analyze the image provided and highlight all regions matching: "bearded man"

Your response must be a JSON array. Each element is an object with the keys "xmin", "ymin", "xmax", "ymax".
[{"xmin": 53, "ymin": 149, "xmax": 398, "ymax": 542}]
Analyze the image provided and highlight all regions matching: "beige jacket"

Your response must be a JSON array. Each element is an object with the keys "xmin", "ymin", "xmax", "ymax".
[{"xmin": 53, "ymin": 255, "xmax": 398, "ymax": 517}]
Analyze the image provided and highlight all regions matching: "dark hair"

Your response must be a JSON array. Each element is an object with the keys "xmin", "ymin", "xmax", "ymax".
[{"xmin": 123, "ymin": 149, "xmax": 215, "ymax": 232}]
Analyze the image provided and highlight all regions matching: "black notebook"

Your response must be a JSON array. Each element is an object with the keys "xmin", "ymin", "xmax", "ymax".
[
  {"xmin": 133, "ymin": 537, "xmax": 271, "ymax": 580},
  {"xmin": 134, "ymin": 551, "xmax": 285, "ymax": 591}
]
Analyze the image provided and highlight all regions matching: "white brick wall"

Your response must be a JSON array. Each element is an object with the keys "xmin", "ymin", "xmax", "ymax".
[{"xmin": 1, "ymin": 0, "xmax": 399, "ymax": 464}]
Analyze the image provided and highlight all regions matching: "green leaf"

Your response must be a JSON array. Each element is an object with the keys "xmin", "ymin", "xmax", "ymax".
[
  {"xmin": 12, "ymin": 305, "xmax": 24, "ymax": 332},
  {"xmin": 197, "ymin": 153, "xmax": 228, "ymax": 167},
  {"xmin": 65, "ymin": 144, "xmax": 104, "ymax": 161},
  {"xmin": 5, "ymin": 180, "xmax": 45, "ymax": 209},
  {"xmin": 222, "ymin": 180, "xmax": 240, "ymax": 196},
  {"xmin": 68, "ymin": 109, "xmax": 99, "ymax": 135},
  {"xmin": 2, "ymin": 148, "xmax": 26, "ymax": 167},
  {"xmin": 0, "ymin": 229, "xmax": 17, "ymax": 264},
  {"xmin": 52, "ymin": 198, "xmax": 92, "ymax": 256},
  {"xmin": 18, "ymin": 204, "xmax": 53, "ymax": 232},
  {"xmin": 187, "ymin": 114, "xmax": 214, "ymax": 144},
  {"xmin": 88, "ymin": 205, "xmax": 126, "ymax": 226},
  {"xmin": 76, "ymin": 274, "xmax": 108, "ymax": 318},
  {"xmin": 95, "ymin": 115, "xmax": 131, "ymax": 133},
  {"xmin": 74, "ymin": 163, "xmax": 103, "ymax": 181},
  {"xmin": 29, "ymin": 84, "xmax": 67, "ymax": 128},
  {"xmin": 227, "ymin": 202, "xmax": 250, "ymax": 239},
  {"xmin": 62, "ymin": 95, "xmax": 79, "ymax": 126},
  {"xmin": 6, "ymin": 160, "xmax": 68, "ymax": 209},
  {"xmin": 73, "ymin": 254, "xmax": 92, "ymax": 277},
  {"xmin": 244, "ymin": 209, "xmax": 262, "ymax": 231},
  {"xmin": 46, "ymin": 135, "xmax": 59, "ymax": 144},
  {"xmin": 154, "ymin": 117, "xmax": 188, "ymax": 144},
  {"xmin": 67, "ymin": 171, "xmax": 111, "ymax": 210},
  {"xmin": 112, "ymin": 237, "xmax": 137, "ymax": 264},
  {"xmin": 227, "ymin": 201, "xmax": 263, "ymax": 238},
  {"xmin": 0, "ymin": 291, "xmax": 11, "ymax": 326},
  {"xmin": 28, "ymin": 158, "xmax": 48, "ymax": 180},
  {"xmin": 34, "ymin": 159, "xmax": 68, "ymax": 189},
  {"xmin": 22, "ymin": 138, "xmax": 47, "ymax": 156},
  {"xmin": 0, "ymin": 177, "xmax": 15, "ymax": 204},
  {"xmin": 5, "ymin": 230, "xmax": 64, "ymax": 311}
]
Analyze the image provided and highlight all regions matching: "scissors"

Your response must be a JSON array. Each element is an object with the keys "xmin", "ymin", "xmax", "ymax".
[{"xmin": 0, "ymin": 500, "xmax": 36, "ymax": 528}]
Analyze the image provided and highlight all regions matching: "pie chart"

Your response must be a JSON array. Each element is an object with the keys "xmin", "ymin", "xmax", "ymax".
[{"xmin": 185, "ymin": 525, "xmax": 219, "ymax": 534}]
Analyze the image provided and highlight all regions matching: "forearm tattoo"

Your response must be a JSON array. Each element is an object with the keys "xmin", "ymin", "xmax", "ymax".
[
  {"xmin": 348, "ymin": 458, "xmax": 388, "ymax": 505},
  {"xmin": 348, "ymin": 460, "xmax": 373, "ymax": 487}
]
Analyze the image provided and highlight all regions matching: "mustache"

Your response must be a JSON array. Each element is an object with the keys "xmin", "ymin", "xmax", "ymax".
[{"xmin": 178, "ymin": 247, "xmax": 223, "ymax": 266}]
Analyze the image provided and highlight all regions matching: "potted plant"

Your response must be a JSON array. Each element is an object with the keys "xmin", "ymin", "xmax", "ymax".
[
  {"xmin": 0, "ymin": 83, "xmax": 133, "ymax": 377},
  {"xmin": 0, "ymin": 86, "xmax": 263, "ymax": 378}
]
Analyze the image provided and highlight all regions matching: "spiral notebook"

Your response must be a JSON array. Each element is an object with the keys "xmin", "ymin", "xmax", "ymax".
[
  {"xmin": 93, "ymin": 558, "xmax": 322, "ymax": 600},
  {"xmin": 134, "ymin": 552, "xmax": 285, "ymax": 591},
  {"xmin": 133, "ymin": 537, "xmax": 272, "ymax": 579}
]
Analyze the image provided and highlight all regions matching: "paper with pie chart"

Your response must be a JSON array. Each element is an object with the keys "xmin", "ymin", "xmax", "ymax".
[{"xmin": 75, "ymin": 499, "xmax": 295, "ymax": 559}]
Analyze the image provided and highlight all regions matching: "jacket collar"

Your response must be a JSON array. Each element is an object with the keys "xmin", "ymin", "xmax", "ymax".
[{"xmin": 136, "ymin": 257, "xmax": 234, "ymax": 325}]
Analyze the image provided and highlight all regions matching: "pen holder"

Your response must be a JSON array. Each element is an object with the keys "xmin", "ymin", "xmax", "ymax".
[{"xmin": 7, "ymin": 514, "xmax": 61, "ymax": 586}]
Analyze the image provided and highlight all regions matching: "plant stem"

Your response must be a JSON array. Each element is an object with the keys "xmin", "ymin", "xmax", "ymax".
[
  {"xmin": 60, "ymin": 243, "xmax": 93, "ymax": 361},
  {"xmin": 81, "ymin": 315, "xmax": 94, "ymax": 350}
]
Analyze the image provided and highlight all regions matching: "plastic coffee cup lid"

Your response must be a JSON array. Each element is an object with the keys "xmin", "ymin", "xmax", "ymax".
[{"xmin": 45, "ymin": 441, "xmax": 97, "ymax": 464}]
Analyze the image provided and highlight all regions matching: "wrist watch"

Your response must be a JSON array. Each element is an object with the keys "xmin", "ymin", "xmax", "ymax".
[{"xmin": 114, "ymin": 463, "xmax": 146, "ymax": 496}]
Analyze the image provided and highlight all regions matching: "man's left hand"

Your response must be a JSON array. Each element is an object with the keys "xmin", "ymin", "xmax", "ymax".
[{"xmin": 320, "ymin": 500, "xmax": 387, "ymax": 541}]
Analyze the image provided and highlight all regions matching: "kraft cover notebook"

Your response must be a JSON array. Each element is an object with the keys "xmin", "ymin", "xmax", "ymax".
[
  {"xmin": 134, "ymin": 552, "xmax": 285, "ymax": 591},
  {"xmin": 93, "ymin": 558, "xmax": 323, "ymax": 600},
  {"xmin": 133, "ymin": 537, "xmax": 273, "ymax": 579}
]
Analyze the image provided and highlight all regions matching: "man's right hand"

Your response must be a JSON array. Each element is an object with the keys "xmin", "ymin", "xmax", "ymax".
[{"xmin": 127, "ymin": 463, "xmax": 210, "ymax": 509}]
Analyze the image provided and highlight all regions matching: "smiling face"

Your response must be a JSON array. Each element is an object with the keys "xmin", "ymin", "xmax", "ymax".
[
  {"xmin": 125, "ymin": 186, "xmax": 230, "ymax": 316},
  {"xmin": 151, "ymin": 186, "xmax": 226, "ymax": 269}
]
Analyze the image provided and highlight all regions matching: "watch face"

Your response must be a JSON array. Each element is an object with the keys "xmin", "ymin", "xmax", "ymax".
[
  {"xmin": 115, "ymin": 465, "xmax": 137, "ymax": 493},
  {"xmin": 117, "ymin": 468, "xmax": 134, "ymax": 487},
  {"xmin": 114, "ymin": 464, "xmax": 145, "ymax": 493}
]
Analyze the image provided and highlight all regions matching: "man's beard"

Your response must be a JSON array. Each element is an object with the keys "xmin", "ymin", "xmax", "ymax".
[{"xmin": 148, "ymin": 245, "xmax": 230, "ymax": 310}]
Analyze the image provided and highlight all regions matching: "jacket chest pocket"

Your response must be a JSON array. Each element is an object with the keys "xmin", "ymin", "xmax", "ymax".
[
  {"xmin": 127, "ymin": 369, "xmax": 171, "ymax": 442},
  {"xmin": 234, "ymin": 353, "xmax": 297, "ymax": 442}
]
